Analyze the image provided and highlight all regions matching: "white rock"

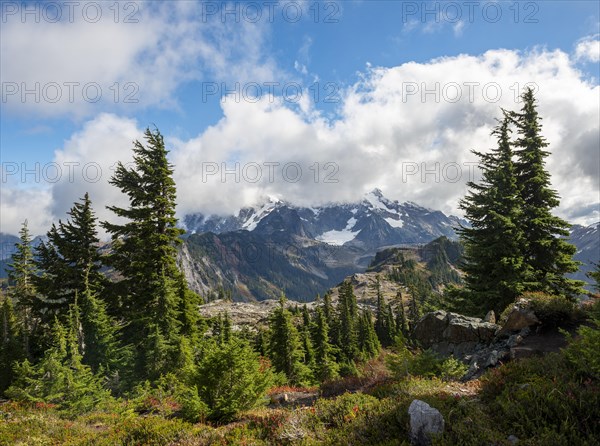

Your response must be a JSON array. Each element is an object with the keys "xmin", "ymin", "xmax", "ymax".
[{"xmin": 408, "ymin": 399, "xmax": 445, "ymax": 445}]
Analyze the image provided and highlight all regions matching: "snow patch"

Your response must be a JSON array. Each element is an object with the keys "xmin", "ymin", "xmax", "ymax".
[
  {"xmin": 317, "ymin": 217, "xmax": 358, "ymax": 246},
  {"xmin": 385, "ymin": 216, "xmax": 404, "ymax": 228}
]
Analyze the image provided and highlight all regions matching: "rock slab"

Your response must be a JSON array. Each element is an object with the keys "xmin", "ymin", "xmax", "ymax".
[{"xmin": 408, "ymin": 399, "xmax": 445, "ymax": 445}]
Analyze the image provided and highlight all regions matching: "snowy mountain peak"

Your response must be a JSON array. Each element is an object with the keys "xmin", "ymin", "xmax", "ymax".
[{"xmin": 184, "ymin": 188, "xmax": 467, "ymax": 248}]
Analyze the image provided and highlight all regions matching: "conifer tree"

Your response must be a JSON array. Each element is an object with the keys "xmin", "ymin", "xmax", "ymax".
[
  {"xmin": 395, "ymin": 291, "xmax": 409, "ymax": 337},
  {"xmin": 337, "ymin": 281, "xmax": 359, "ymax": 361},
  {"xmin": 7, "ymin": 220, "xmax": 38, "ymax": 358},
  {"xmin": 458, "ymin": 115, "xmax": 529, "ymax": 315},
  {"xmin": 358, "ymin": 309, "xmax": 380, "ymax": 359},
  {"xmin": 222, "ymin": 311, "xmax": 232, "ymax": 344},
  {"xmin": 374, "ymin": 278, "xmax": 397, "ymax": 347},
  {"xmin": 102, "ymin": 128, "xmax": 192, "ymax": 379},
  {"xmin": 35, "ymin": 193, "xmax": 106, "ymax": 317},
  {"xmin": 6, "ymin": 315, "xmax": 111, "ymax": 416},
  {"xmin": 35, "ymin": 195, "xmax": 121, "ymax": 373},
  {"xmin": 0, "ymin": 293, "xmax": 24, "ymax": 394},
  {"xmin": 322, "ymin": 291, "xmax": 337, "ymax": 346},
  {"xmin": 267, "ymin": 296, "xmax": 312, "ymax": 385},
  {"xmin": 300, "ymin": 305, "xmax": 315, "ymax": 367},
  {"xmin": 510, "ymin": 88, "xmax": 584, "ymax": 299},
  {"xmin": 407, "ymin": 285, "xmax": 421, "ymax": 331},
  {"xmin": 311, "ymin": 307, "xmax": 339, "ymax": 381}
]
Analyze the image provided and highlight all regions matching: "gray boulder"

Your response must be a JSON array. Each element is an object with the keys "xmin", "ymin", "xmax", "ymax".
[
  {"xmin": 498, "ymin": 299, "xmax": 540, "ymax": 336},
  {"xmin": 413, "ymin": 310, "xmax": 500, "ymax": 358},
  {"xmin": 484, "ymin": 310, "xmax": 496, "ymax": 324},
  {"xmin": 408, "ymin": 399, "xmax": 445, "ymax": 445}
]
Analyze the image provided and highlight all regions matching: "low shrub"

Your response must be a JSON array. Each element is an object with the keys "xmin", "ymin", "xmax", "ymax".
[
  {"xmin": 386, "ymin": 343, "xmax": 467, "ymax": 381},
  {"xmin": 563, "ymin": 317, "xmax": 600, "ymax": 380},
  {"xmin": 480, "ymin": 352, "xmax": 600, "ymax": 444},
  {"xmin": 131, "ymin": 373, "xmax": 207, "ymax": 423},
  {"xmin": 313, "ymin": 392, "xmax": 380, "ymax": 428},
  {"xmin": 520, "ymin": 292, "xmax": 575, "ymax": 328}
]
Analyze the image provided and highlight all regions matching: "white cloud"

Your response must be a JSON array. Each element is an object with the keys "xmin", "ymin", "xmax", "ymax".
[
  {"xmin": 2, "ymin": 47, "xmax": 599, "ymax": 236},
  {"xmin": 171, "ymin": 47, "xmax": 600, "ymax": 225},
  {"xmin": 575, "ymin": 34, "xmax": 600, "ymax": 63},
  {"xmin": 0, "ymin": 2, "xmax": 279, "ymax": 118},
  {"xmin": 453, "ymin": 21, "xmax": 465, "ymax": 37}
]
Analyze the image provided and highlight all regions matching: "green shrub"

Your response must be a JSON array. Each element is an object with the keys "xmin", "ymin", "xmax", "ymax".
[
  {"xmin": 196, "ymin": 338, "xmax": 277, "ymax": 422},
  {"xmin": 521, "ymin": 292, "xmax": 575, "ymax": 327},
  {"xmin": 119, "ymin": 416, "xmax": 193, "ymax": 446},
  {"xmin": 480, "ymin": 353, "xmax": 600, "ymax": 443},
  {"xmin": 386, "ymin": 343, "xmax": 466, "ymax": 381},
  {"xmin": 438, "ymin": 356, "xmax": 469, "ymax": 381},
  {"xmin": 338, "ymin": 360, "xmax": 360, "ymax": 378},
  {"xmin": 131, "ymin": 373, "xmax": 207, "ymax": 423},
  {"xmin": 563, "ymin": 317, "xmax": 600, "ymax": 380},
  {"xmin": 6, "ymin": 323, "xmax": 113, "ymax": 418},
  {"xmin": 312, "ymin": 392, "xmax": 380, "ymax": 428}
]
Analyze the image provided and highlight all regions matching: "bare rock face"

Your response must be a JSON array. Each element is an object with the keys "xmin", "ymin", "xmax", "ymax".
[
  {"xmin": 408, "ymin": 400, "xmax": 445, "ymax": 445},
  {"xmin": 412, "ymin": 310, "xmax": 500, "ymax": 357}
]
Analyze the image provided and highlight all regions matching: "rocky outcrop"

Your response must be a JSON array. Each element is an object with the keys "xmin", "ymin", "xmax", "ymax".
[
  {"xmin": 413, "ymin": 310, "xmax": 500, "ymax": 359},
  {"xmin": 408, "ymin": 400, "xmax": 445, "ymax": 445},
  {"xmin": 412, "ymin": 299, "xmax": 569, "ymax": 379},
  {"xmin": 497, "ymin": 299, "xmax": 540, "ymax": 335}
]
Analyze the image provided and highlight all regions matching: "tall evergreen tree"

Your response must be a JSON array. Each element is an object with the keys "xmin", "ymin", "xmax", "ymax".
[
  {"xmin": 510, "ymin": 88, "xmax": 584, "ymax": 299},
  {"xmin": 267, "ymin": 296, "xmax": 312, "ymax": 385},
  {"xmin": 407, "ymin": 284, "xmax": 421, "ymax": 331},
  {"xmin": 102, "ymin": 128, "xmax": 192, "ymax": 379},
  {"xmin": 457, "ymin": 114, "xmax": 529, "ymax": 315},
  {"xmin": 35, "ymin": 193, "xmax": 106, "ymax": 317},
  {"xmin": 34, "ymin": 195, "xmax": 121, "ymax": 373},
  {"xmin": 322, "ymin": 291, "xmax": 337, "ymax": 346},
  {"xmin": 0, "ymin": 293, "xmax": 24, "ymax": 395},
  {"xmin": 7, "ymin": 221, "xmax": 38, "ymax": 358},
  {"xmin": 394, "ymin": 291, "xmax": 409, "ymax": 338},
  {"xmin": 337, "ymin": 281, "xmax": 359, "ymax": 361},
  {"xmin": 311, "ymin": 307, "xmax": 339, "ymax": 382},
  {"xmin": 373, "ymin": 278, "xmax": 399, "ymax": 347},
  {"xmin": 357, "ymin": 309, "xmax": 380, "ymax": 359}
]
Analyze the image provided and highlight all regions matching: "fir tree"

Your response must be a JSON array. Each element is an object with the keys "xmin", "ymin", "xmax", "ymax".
[
  {"xmin": 102, "ymin": 127, "xmax": 192, "ymax": 379},
  {"xmin": 267, "ymin": 296, "xmax": 312, "ymax": 385},
  {"xmin": 7, "ymin": 220, "xmax": 38, "ymax": 358},
  {"xmin": 407, "ymin": 285, "xmax": 421, "ymax": 331},
  {"xmin": 337, "ymin": 281, "xmax": 359, "ymax": 362},
  {"xmin": 374, "ymin": 278, "xmax": 398, "ymax": 347},
  {"xmin": 196, "ymin": 338, "xmax": 277, "ymax": 421},
  {"xmin": 395, "ymin": 291, "xmax": 409, "ymax": 337},
  {"xmin": 311, "ymin": 307, "xmax": 339, "ymax": 382},
  {"xmin": 35, "ymin": 193, "xmax": 106, "ymax": 317},
  {"xmin": 6, "ymin": 315, "xmax": 111, "ymax": 416},
  {"xmin": 358, "ymin": 309, "xmax": 380, "ymax": 359},
  {"xmin": 322, "ymin": 291, "xmax": 337, "ymax": 346},
  {"xmin": 222, "ymin": 311, "xmax": 232, "ymax": 344},
  {"xmin": 458, "ymin": 114, "xmax": 529, "ymax": 315},
  {"xmin": 0, "ymin": 293, "xmax": 24, "ymax": 395},
  {"xmin": 31, "ymin": 195, "xmax": 121, "ymax": 373},
  {"xmin": 510, "ymin": 88, "xmax": 584, "ymax": 299}
]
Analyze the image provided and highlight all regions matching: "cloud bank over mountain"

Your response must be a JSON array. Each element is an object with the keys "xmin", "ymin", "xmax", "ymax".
[{"xmin": 2, "ymin": 46, "xmax": 599, "ymax": 236}]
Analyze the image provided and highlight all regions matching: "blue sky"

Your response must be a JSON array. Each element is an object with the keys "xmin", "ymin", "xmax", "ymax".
[{"xmin": 1, "ymin": 1, "xmax": 599, "ymax": 235}]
